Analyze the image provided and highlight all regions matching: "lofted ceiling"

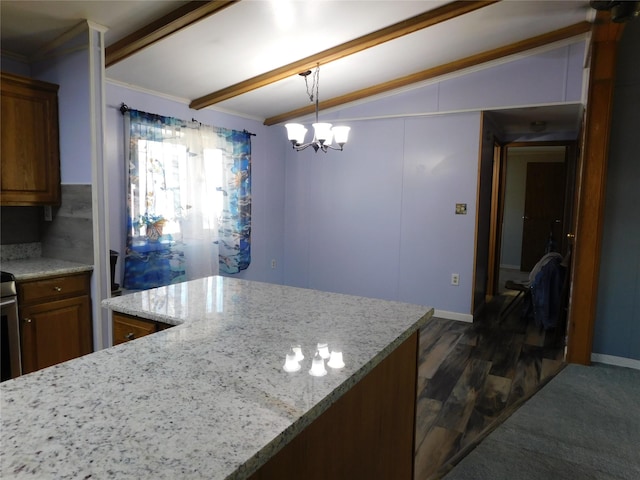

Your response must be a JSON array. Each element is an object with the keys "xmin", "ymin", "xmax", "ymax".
[{"xmin": 1, "ymin": 0, "xmax": 617, "ymax": 134}]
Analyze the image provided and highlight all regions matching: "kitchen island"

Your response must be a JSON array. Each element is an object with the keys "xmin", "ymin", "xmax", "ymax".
[{"xmin": 1, "ymin": 277, "xmax": 433, "ymax": 479}]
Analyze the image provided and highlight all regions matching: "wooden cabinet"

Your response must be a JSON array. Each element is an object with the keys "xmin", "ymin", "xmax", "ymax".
[
  {"xmin": 1, "ymin": 71, "xmax": 61, "ymax": 206},
  {"xmin": 250, "ymin": 331, "xmax": 419, "ymax": 480},
  {"xmin": 113, "ymin": 312, "xmax": 171, "ymax": 345},
  {"xmin": 17, "ymin": 271, "xmax": 93, "ymax": 374}
]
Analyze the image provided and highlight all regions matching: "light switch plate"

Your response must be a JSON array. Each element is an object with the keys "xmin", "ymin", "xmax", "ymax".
[{"xmin": 455, "ymin": 203, "xmax": 467, "ymax": 215}]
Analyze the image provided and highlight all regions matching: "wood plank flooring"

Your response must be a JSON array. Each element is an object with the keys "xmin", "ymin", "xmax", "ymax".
[{"xmin": 414, "ymin": 293, "xmax": 566, "ymax": 479}]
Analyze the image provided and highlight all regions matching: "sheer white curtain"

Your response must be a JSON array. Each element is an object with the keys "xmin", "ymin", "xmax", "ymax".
[{"xmin": 179, "ymin": 126, "xmax": 224, "ymax": 280}]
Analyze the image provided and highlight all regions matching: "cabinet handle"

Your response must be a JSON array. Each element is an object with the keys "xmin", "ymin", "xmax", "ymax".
[
  {"xmin": 125, "ymin": 332, "xmax": 135, "ymax": 341},
  {"xmin": 24, "ymin": 318, "xmax": 32, "ymax": 323},
  {"xmin": 53, "ymin": 286, "xmax": 62, "ymax": 292}
]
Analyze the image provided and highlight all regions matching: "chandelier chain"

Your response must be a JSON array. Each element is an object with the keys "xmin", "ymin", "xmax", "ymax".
[{"xmin": 304, "ymin": 65, "xmax": 320, "ymax": 104}]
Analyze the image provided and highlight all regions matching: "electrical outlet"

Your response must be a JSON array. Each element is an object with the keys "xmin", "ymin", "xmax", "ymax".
[
  {"xmin": 451, "ymin": 273, "xmax": 460, "ymax": 286},
  {"xmin": 271, "ymin": 259, "xmax": 277, "ymax": 269}
]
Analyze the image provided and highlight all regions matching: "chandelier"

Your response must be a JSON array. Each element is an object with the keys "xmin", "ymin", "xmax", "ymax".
[{"xmin": 285, "ymin": 66, "xmax": 350, "ymax": 153}]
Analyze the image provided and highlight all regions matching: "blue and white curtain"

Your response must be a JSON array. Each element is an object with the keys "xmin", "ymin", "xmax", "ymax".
[{"xmin": 123, "ymin": 109, "xmax": 251, "ymax": 290}]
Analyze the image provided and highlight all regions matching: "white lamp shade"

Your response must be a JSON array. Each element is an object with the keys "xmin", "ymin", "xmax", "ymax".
[
  {"xmin": 323, "ymin": 130, "xmax": 333, "ymax": 146},
  {"xmin": 312, "ymin": 122, "xmax": 333, "ymax": 143},
  {"xmin": 327, "ymin": 351, "xmax": 345, "ymax": 369},
  {"xmin": 332, "ymin": 126, "xmax": 350, "ymax": 144},
  {"xmin": 285, "ymin": 123, "xmax": 307, "ymax": 144},
  {"xmin": 317, "ymin": 343, "xmax": 330, "ymax": 359},
  {"xmin": 292, "ymin": 345, "xmax": 304, "ymax": 362},
  {"xmin": 283, "ymin": 352, "xmax": 301, "ymax": 372},
  {"xmin": 309, "ymin": 352, "xmax": 327, "ymax": 377}
]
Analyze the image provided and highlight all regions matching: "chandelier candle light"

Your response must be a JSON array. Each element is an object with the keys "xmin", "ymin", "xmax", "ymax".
[{"xmin": 285, "ymin": 66, "xmax": 350, "ymax": 153}]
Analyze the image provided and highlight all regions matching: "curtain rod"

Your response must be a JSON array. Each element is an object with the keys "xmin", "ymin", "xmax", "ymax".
[{"xmin": 119, "ymin": 103, "xmax": 256, "ymax": 137}]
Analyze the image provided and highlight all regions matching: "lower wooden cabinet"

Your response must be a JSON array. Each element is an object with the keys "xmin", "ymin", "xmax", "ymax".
[
  {"xmin": 17, "ymin": 271, "xmax": 93, "ymax": 374},
  {"xmin": 112, "ymin": 312, "xmax": 171, "ymax": 345},
  {"xmin": 249, "ymin": 331, "xmax": 418, "ymax": 480}
]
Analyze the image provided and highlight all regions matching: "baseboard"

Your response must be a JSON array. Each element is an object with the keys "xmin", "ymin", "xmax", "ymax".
[
  {"xmin": 499, "ymin": 264, "xmax": 521, "ymax": 271},
  {"xmin": 591, "ymin": 353, "xmax": 640, "ymax": 370},
  {"xmin": 434, "ymin": 310, "xmax": 473, "ymax": 323}
]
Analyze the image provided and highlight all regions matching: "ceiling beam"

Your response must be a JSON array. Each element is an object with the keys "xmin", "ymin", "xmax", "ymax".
[
  {"xmin": 189, "ymin": 0, "xmax": 499, "ymax": 110},
  {"xmin": 105, "ymin": 1, "xmax": 238, "ymax": 68},
  {"xmin": 264, "ymin": 21, "xmax": 592, "ymax": 126}
]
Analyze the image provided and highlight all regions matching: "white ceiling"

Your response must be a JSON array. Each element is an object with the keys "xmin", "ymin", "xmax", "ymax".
[{"xmin": 1, "ymin": 0, "xmax": 605, "ymax": 132}]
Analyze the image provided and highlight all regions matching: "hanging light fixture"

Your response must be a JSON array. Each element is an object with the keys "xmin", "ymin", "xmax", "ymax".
[{"xmin": 285, "ymin": 65, "xmax": 350, "ymax": 153}]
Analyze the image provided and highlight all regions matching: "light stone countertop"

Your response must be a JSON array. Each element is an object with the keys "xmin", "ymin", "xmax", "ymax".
[
  {"xmin": 1, "ymin": 276, "xmax": 433, "ymax": 479},
  {"xmin": 0, "ymin": 257, "xmax": 93, "ymax": 281}
]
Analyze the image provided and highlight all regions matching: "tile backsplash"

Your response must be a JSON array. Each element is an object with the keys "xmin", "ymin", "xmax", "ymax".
[
  {"xmin": 0, "ymin": 184, "xmax": 94, "ymax": 265},
  {"xmin": 42, "ymin": 185, "xmax": 93, "ymax": 264}
]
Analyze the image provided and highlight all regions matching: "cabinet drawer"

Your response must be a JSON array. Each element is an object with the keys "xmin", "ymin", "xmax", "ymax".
[
  {"xmin": 18, "ymin": 273, "xmax": 89, "ymax": 305},
  {"xmin": 113, "ymin": 314, "xmax": 157, "ymax": 345}
]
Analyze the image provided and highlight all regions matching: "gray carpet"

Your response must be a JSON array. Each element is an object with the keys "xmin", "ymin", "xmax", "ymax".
[{"xmin": 444, "ymin": 363, "xmax": 640, "ymax": 480}]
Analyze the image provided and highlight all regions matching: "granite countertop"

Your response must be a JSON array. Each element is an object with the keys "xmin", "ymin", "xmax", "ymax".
[
  {"xmin": 1, "ymin": 276, "xmax": 433, "ymax": 479},
  {"xmin": 1, "ymin": 257, "xmax": 93, "ymax": 281}
]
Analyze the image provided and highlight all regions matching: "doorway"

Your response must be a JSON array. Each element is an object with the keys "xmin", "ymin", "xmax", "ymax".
[
  {"xmin": 470, "ymin": 139, "xmax": 577, "ymax": 362},
  {"xmin": 496, "ymin": 144, "xmax": 572, "ymax": 293}
]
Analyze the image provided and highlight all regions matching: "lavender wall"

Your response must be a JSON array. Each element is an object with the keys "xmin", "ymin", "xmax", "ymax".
[
  {"xmin": 283, "ymin": 118, "xmax": 406, "ymax": 298},
  {"xmin": 282, "ymin": 41, "xmax": 586, "ymax": 317},
  {"xmin": 31, "ymin": 33, "xmax": 93, "ymax": 184},
  {"xmin": 332, "ymin": 42, "xmax": 585, "ymax": 121},
  {"xmin": 0, "ymin": 56, "xmax": 30, "ymax": 76}
]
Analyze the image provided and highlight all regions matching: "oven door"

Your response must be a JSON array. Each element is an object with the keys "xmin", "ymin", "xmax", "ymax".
[{"xmin": 1, "ymin": 295, "xmax": 22, "ymax": 381}]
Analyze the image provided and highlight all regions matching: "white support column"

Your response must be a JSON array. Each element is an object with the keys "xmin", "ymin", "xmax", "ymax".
[{"xmin": 87, "ymin": 21, "xmax": 111, "ymax": 350}]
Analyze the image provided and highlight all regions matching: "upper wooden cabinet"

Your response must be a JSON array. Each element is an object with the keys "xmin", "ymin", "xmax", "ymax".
[{"xmin": 0, "ymin": 71, "xmax": 61, "ymax": 206}]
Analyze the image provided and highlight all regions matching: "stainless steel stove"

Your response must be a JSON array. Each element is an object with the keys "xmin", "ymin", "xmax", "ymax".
[{"xmin": 1, "ymin": 271, "xmax": 22, "ymax": 381}]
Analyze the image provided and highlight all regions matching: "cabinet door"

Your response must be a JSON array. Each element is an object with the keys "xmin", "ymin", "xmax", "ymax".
[
  {"xmin": 0, "ymin": 72, "xmax": 61, "ymax": 206},
  {"xmin": 112, "ymin": 314, "xmax": 157, "ymax": 345},
  {"xmin": 20, "ymin": 295, "xmax": 92, "ymax": 374}
]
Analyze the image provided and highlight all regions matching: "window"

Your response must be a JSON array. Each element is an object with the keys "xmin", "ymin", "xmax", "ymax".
[{"xmin": 123, "ymin": 110, "xmax": 251, "ymax": 290}]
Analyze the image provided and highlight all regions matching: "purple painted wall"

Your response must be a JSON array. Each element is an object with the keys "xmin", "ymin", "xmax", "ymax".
[
  {"xmin": 31, "ymin": 34, "xmax": 93, "ymax": 184},
  {"xmin": 332, "ymin": 42, "xmax": 585, "ymax": 121},
  {"xmin": 0, "ymin": 56, "xmax": 31, "ymax": 76},
  {"xmin": 282, "ymin": 42, "xmax": 586, "ymax": 316}
]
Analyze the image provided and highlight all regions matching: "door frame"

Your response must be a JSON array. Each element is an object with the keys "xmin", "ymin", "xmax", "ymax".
[
  {"xmin": 487, "ymin": 140, "xmax": 576, "ymax": 297},
  {"xmin": 564, "ymin": 13, "xmax": 625, "ymax": 364}
]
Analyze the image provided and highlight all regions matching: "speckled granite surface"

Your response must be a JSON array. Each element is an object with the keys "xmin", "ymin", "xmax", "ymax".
[
  {"xmin": 1, "ymin": 276, "xmax": 433, "ymax": 480},
  {"xmin": 0, "ymin": 242, "xmax": 42, "ymax": 262},
  {"xmin": 0, "ymin": 257, "xmax": 93, "ymax": 280}
]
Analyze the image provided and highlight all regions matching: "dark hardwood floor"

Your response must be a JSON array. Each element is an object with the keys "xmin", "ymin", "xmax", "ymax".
[{"xmin": 414, "ymin": 293, "xmax": 567, "ymax": 479}]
